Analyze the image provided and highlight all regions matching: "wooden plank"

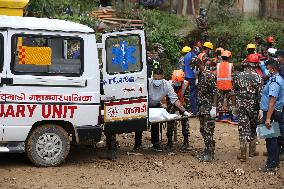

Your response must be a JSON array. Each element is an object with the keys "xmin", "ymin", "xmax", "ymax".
[
  {"xmin": 97, "ymin": 15, "xmax": 114, "ymax": 18},
  {"xmin": 129, "ymin": 24, "xmax": 144, "ymax": 27},
  {"xmin": 99, "ymin": 19, "xmax": 120, "ymax": 25},
  {"xmin": 103, "ymin": 17, "xmax": 143, "ymax": 23}
]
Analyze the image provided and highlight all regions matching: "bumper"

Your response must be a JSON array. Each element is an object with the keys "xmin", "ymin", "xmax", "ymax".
[
  {"xmin": 104, "ymin": 118, "xmax": 148, "ymax": 134},
  {"xmin": 76, "ymin": 125, "xmax": 102, "ymax": 145}
]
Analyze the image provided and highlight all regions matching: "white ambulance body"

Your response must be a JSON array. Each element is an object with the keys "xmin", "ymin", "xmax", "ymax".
[{"xmin": 0, "ymin": 16, "xmax": 148, "ymax": 166}]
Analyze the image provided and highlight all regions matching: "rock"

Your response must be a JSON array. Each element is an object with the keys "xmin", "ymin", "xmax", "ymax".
[
  {"xmin": 154, "ymin": 161, "xmax": 163, "ymax": 167},
  {"xmin": 233, "ymin": 168, "xmax": 245, "ymax": 176},
  {"xmin": 167, "ymin": 152, "xmax": 176, "ymax": 156}
]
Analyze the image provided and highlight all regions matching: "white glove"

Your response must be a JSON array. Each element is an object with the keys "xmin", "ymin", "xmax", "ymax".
[
  {"xmin": 258, "ymin": 110, "xmax": 263, "ymax": 120},
  {"xmin": 210, "ymin": 106, "xmax": 217, "ymax": 118},
  {"xmin": 183, "ymin": 111, "xmax": 192, "ymax": 117}
]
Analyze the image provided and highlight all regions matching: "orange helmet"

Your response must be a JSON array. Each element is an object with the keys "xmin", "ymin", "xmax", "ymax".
[
  {"xmin": 171, "ymin": 70, "xmax": 185, "ymax": 82},
  {"xmin": 266, "ymin": 36, "xmax": 275, "ymax": 43},
  {"xmin": 221, "ymin": 50, "xmax": 232, "ymax": 58},
  {"xmin": 246, "ymin": 54, "xmax": 259, "ymax": 63},
  {"xmin": 215, "ymin": 47, "xmax": 224, "ymax": 53}
]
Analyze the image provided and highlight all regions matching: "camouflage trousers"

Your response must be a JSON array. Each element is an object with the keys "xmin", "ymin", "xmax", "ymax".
[
  {"xmin": 167, "ymin": 105, "xmax": 189, "ymax": 141},
  {"xmin": 199, "ymin": 114, "xmax": 215, "ymax": 149},
  {"xmin": 217, "ymin": 90, "xmax": 232, "ymax": 113},
  {"xmin": 238, "ymin": 106, "xmax": 258, "ymax": 143},
  {"xmin": 167, "ymin": 119, "xmax": 189, "ymax": 141}
]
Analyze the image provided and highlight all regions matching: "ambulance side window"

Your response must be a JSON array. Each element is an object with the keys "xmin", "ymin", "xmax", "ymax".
[
  {"xmin": 0, "ymin": 34, "xmax": 3, "ymax": 72},
  {"xmin": 106, "ymin": 35, "xmax": 142, "ymax": 74},
  {"xmin": 12, "ymin": 35, "xmax": 83, "ymax": 76}
]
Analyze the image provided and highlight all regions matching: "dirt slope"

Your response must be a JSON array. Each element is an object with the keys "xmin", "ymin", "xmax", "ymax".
[{"xmin": 1, "ymin": 118, "xmax": 283, "ymax": 189}]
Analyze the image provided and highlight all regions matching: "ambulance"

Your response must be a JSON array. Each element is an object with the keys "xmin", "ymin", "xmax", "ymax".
[{"xmin": 0, "ymin": 16, "xmax": 148, "ymax": 166}]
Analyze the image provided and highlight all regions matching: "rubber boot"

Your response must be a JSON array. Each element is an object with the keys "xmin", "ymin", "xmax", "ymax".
[
  {"xmin": 249, "ymin": 139, "xmax": 259, "ymax": 157},
  {"xmin": 198, "ymin": 147, "xmax": 214, "ymax": 162},
  {"xmin": 180, "ymin": 136, "xmax": 191, "ymax": 151},
  {"xmin": 180, "ymin": 142, "xmax": 190, "ymax": 151},
  {"xmin": 165, "ymin": 141, "xmax": 173, "ymax": 151},
  {"xmin": 237, "ymin": 143, "xmax": 247, "ymax": 162},
  {"xmin": 106, "ymin": 135, "xmax": 117, "ymax": 161}
]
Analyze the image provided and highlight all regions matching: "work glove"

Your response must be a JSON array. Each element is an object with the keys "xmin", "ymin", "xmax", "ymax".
[
  {"xmin": 258, "ymin": 110, "xmax": 263, "ymax": 121},
  {"xmin": 232, "ymin": 106, "xmax": 238, "ymax": 116},
  {"xmin": 210, "ymin": 106, "xmax": 217, "ymax": 118},
  {"xmin": 183, "ymin": 111, "xmax": 192, "ymax": 117}
]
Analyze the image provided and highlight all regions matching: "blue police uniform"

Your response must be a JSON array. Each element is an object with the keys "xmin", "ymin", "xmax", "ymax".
[
  {"xmin": 260, "ymin": 73, "xmax": 284, "ymax": 168},
  {"xmin": 184, "ymin": 51, "xmax": 198, "ymax": 115}
]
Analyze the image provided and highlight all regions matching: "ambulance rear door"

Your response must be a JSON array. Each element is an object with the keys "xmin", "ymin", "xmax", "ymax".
[
  {"xmin": 101, "ymin": 30, "xmax": 148, "ymax": 134},
  {"xmin": 0, "ymin": 31, "xmax": 6, "ymax": 141}
]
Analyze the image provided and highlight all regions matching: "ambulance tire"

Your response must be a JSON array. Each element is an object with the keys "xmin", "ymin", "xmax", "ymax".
[{"xmin": 26, "ymin": 124, "xmax": 70, "ymax": 167}]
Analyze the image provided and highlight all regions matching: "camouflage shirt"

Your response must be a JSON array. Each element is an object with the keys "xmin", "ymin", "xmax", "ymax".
[
  {"xmin": 196, "ymin": 15, "xmax": 208, "ymax": 30},
  {"xmin": 233, "ymin": 68, "xmax": 263, "ymax": 109},
  {"xmin": 198, "ymin": 70, "xmax": 217, "ymax": 115}
]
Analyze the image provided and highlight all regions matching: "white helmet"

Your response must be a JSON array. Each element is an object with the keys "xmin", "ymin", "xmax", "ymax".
[{"xmin": 268, "ymin": 48, "xmax": 277, "ymax": 56}]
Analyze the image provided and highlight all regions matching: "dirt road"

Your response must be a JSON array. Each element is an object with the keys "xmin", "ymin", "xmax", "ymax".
[{"xmin": 1, "ymin": 118, "xmax": 283, "ymax": 189}]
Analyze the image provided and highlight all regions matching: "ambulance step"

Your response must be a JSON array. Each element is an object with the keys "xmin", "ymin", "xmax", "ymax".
[{"xmin": 0, "ymin": 142, "xmax": 25, "ymax": 153}]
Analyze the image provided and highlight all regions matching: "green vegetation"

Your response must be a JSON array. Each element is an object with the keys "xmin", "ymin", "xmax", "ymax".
[
  {"xmin": 117, "ymin": 8, "xmax": 193, "ymax": 78},
  {"xmin": 27, "ymin": 0, "xmax": 284, "ymax": 74},
  {"xmin": 208, "ymin": 17, "xmax": 284, "ymax": 65}
]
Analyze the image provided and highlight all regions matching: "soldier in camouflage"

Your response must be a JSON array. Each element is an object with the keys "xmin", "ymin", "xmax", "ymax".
[
  {"xmin": 195, "ymin": 52, "xmax": 218, "ymax": 162},
  {"xmin": 196, "ymin": 7, "xmax": 209, "ymax": 42},
  {"xmin": 232, "ymin": 53, "xmax": 263, "ymax": 162}
]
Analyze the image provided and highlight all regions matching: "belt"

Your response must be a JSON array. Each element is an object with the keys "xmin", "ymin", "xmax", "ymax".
[{"xmin": 276, "ymin": 108, "xmax": 283, "ymax": 112}]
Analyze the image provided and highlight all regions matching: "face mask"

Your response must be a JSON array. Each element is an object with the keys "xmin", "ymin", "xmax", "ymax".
[
  {"xmin": 173, "ymin": 85, "xmax": 182, "ymax": 91},
  {"xmin": 153, "ymin": 79, "xmax": 163, "ymax": 87},
  {"xmin": 173, "ymin": 82, "xmax": 182, "ymax": 87}
]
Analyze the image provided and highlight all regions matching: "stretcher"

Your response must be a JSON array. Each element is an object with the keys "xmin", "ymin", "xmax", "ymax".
[{"xmin": 149, "ymin": 115, "xmax": 191, "ymax": 142}]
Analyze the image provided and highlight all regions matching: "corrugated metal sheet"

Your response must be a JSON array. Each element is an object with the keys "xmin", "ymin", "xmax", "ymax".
[
  {"xmin": 243, "ymin": 0, "xmax": 259, "ymax": 15},
  {"xmin": 177, "ymin": 0, "xmax": 200, "ymax": 16},
  {"xmin": 137, "ymin": 0, "xmax": 284, "ymax": 19},
  {"xmin": 262, "ymin": 0, "xmax": 284, "ymax": 19}
]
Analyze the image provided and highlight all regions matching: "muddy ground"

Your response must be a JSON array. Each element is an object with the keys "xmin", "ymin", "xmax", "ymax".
[{"xmin": 0, "ymin": 118, "xmax": 283, "ymax": 189}]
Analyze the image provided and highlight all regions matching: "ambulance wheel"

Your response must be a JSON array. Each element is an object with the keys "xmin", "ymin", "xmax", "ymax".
[{"xmin": 26, "ymin": 124, "xmax": 70, "ymax": 167}]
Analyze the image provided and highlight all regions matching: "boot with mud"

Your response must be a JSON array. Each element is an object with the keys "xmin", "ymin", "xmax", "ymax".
[
  {"xmin": 237, "ymin": 143, "xmax": 247, "ymax": 162},
  {"xmin": 164, "ymin": 140, "xmax": 173, "ymax": 151},
  {"xmin": 180, "ymin": 136, "xmax": 192, "ymax": 151},
  {"xmin": 198, "ymin": 147, "xmax": 214, "ymax": 162},
  {"xmin": 180, "ymin": 142, "xmax": 191, "ymax": 151},
  {"xmin": 249, "ymin": 139, "xmax": 259, "ymax": 157},
  {"xmin": 106, "ymin": 134, "xmax": 117, "ymax": 161}
]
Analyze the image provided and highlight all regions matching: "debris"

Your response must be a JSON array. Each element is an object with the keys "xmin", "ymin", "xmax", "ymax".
[
  {"xmin": 167, "ymin": 152, "xmax": 176, "ymax": 156},
  {"xmin": 154, "ymin": 161, "xmax": 163, "ymax": 167},
  {"xmin": 234, "ymin": 168, "xmax": 245, "ymax": 176},
  {"xmin": 127, "ymin": 152, "xmax": 143, "ymax": 156}
]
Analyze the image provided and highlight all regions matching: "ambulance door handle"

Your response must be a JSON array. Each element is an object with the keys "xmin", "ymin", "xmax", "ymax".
[
  {"xmin": 1, "ymin": 78, "xmax": 13, "ymax": 86},
  {"xmin": 136, "ymin": 77, "xmax": 145, "ymax": 80}
]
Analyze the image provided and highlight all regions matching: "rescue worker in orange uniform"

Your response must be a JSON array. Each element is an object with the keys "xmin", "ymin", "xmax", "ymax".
[
  {"xmin": 214, "ymin": 47, "xmax": 224, "ymax": 64},
  {"xmin": 198, "ymin": 42, "xmax": 214, "ymax": 64},
  {"xmin": 216, "ymin": 50, "xmax": 234, "ymax": 122},
  {"xmin": 165, "ymin": 70, "xmax": 191, "ymax": 151},
  {"xmin": 210, "ymin": 47, "xmax": 224, "ymax": 74}
]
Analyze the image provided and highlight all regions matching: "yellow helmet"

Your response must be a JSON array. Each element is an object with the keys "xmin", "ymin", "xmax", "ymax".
[
  {"xmin": 246, "ymin": 43, "xmax": 256, "ymax": 50},
  {"xmin": 203, "ymin": 42, "xmax": 214, "ymax": 50},
  {"xmin": 182, "ymin": 46, "xmax": 191, "ymax": 53}
]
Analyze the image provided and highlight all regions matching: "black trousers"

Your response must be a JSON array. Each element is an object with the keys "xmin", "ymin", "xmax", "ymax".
[
  {"xmin": 135, "ymin": 123, "xmax": 160, "ymax": 146},
  {"xmin": 135, "ymin": 105, "xmax": 160, "ymax": 146}
]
